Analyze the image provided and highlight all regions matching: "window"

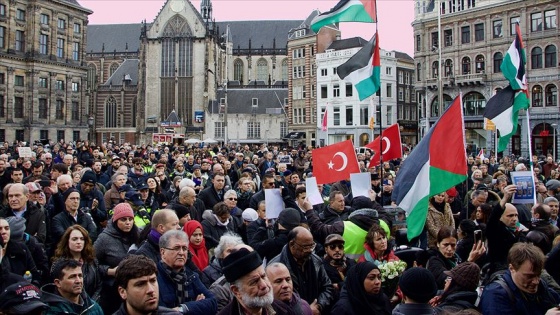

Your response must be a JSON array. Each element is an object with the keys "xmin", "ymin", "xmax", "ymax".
[
  {"xmin": 360, "ymin": 106, "xmax": 369, "ymax": 125},
  {"xmin": 545, "ymin": 84, "xmax": 557, "ymax": 107},
  {"xmin": 387, "ymin": 106, "xmax": 393, "ymax": 125},
  {"xmin": 293, "ymin": 86, "xmax": 304, "ymax": 100},
  {"xmin": 444, "ymin": 29, "xmax": 452, "ymax": 46},
  {"xmin": 398, "ymin": 87, "xmax": 404, "ymax": 101},
  {"xmin": 532, "ymin": 47, "xmax": 543, "ymax": 69},
  {"xmin": 0, "ymin": 26, "xmax": 4, "ymax": 49},
  {"xmin": 532, "ymin": 12, "xmax": 543, "ymax": 32},
  {"xmin": 105, "ymin": 96, "xmax": 117, "ymax": 127},
  {"xmin": 40, "ymin": 14, "xmax": 49, "ymax": 25},
  {"xmin": 475, "ymin": 23, "xmax": 484, "ymax": 41},
  {"xmin": 462, "ymin": 56, "xmax": 471, "ymax": 74},
  {"xmin": 233, "ymin": 59, "xmax": 243, "ymax": 81},
  {"xmin": 532, "ymin": 85, "xmax": 543, "ymax": 107},
  {"xmin": 510, "ymin": 17, "xmax": 519, "ymax": 35},
  {"xmin": 16, "ymin": 9, "xmax": 25, "ymax": 21},
  {"xmin": 55, "ymin": 80, "xmax": 64, "ymax": 90},
  {"xmin": 0, "ymin": 95, "xmax": 4, "ymax": 117},
  {"xmin": 545, "ymin": 10, "xmax": 557, "ymax": 30},
  {"xmin": 0, "ymin": 4, "xmax": 5, "ymax": 16},
  {"xmin": 38, "ymin": 99, "xmax": 48, "ymax": 118},
  {"xmin": 493, "ymin": 20, "xmax": 503, "ymax": 38},
  {"xmin": 475, "ymin": 55, "xmax": 485, "ymax": 73},
  {"xmin": 15, "ymin": 31, "xmax": 24, "ymax": 51},
  {"xmin": 38, "ymin": 77, "xmax": 47, "ymax": 88},
  {"xmin": 71, "ymin": 101, "xmax": 79, "ymax": 120},
  {"xmin": 14, "ymin": 75, "xmax": 24, "ymax": 87},
  {"xmin": 544, "ymin": 45, "xmax": 557, "ymax": 68},
  {"xmin": 280, "ymin": 121, "xmax": 287, "ymax": 137},
  {"xmin": 346, "ymin": 83, "xmax": 352, "ymax": 97},
  {"xmin": 281, "ymin": 59, "xmax": 288, "ymax": 81},
  {"xmin": 493, "ymin": 52, "xmax": 503, "ymax": 73},
  {"xmin": 57, "ymin": 38, "xmax": 65, "ymax": 58},
  {"xmin": 332, "ymin": 67, "xmax": 337, "ymax": 75},
  {"xmin": 57, "ymin": 130, "xmax": 64, "ymax": 142},
  {"xmin": 71, "ymin": 82, "xmax": 79, "ymax": 92},
  {"xmin": 386, "ymin": 67, "xmax": 392, "ymax": 75},
  {"xmin": 461, "ymin": 26, "xmax": 470, "ymax": 44},
  {"xmin": 431, "ymin": 31, "xmax": 439, "ymax": 49},
  {"xmin": 256, "ymin": 58, "xmax": 268, "ymax": 81},
  {"xmin": 0, "ymin": 73, "xmax": 4, "ymax": 84},
  {"xmin": 73, "ymin": 23, "xmax": 81, "ymax": 33},
  {"xmin": 333, "ymin": 84, "xmax": 340, "ymax": 97},
  {"xmin": 247, "ymin": 122, "xmax": 261, "ymax": 139},
  {"xmin": 14, "ymin": 97, "xmax": 23, "ymax": 118},
  {"xmin": 345, "ymin": 106, "xmax": 353, "ymax": 125},
  {"xmin": 321, "ymin": 68, "xmax": 327, "ymax": 76},
  {"xmin": 214, "ymin": 122, "xmax": 224, "ymax": 139},
  {"xmin": 252, "ymin": 98, "xmax": 258, "ymax": 107},
  {"xmin": 0, "ymin": 129, "xmax": 4, "ymax": 142},
  {"xmin": 292, "ymin": 48, "xmax": 305, "ymax": 59},
  {"xmin": 398, "ymin": 71, "xmax": 403, "ymax": 84},
  {"xmin": 386, "ymin": 83, "xmax": 392, "ymax": 98},
  {"xmin": 55, "ymin": 100, "xmax": 64, "ymax": 119},
  {"xmin": 444, "ymin": 59, "xmax": 453, "ymax": 76},
  {"xmin": 72, "ymin": 42, "xmax": 79, "ymax": 60},
  {"xmin": 416, "ymin": 34, "xmax": 421, "ymax": 51},
  {"xmin": 39, "ymin": 34, "xmax": 48, "ymax": 54},
  {"xmin": 417, "ymin": 63, "xmax": 422, "ymax": 81},
  {"xmin": 40, "ymin": 130, "xmax": 48, "ymax": 140},
  {"xmin": 110, "ymin": 63, "xmax": 118, "ymax": 76},
  {"xmin": 333, "ymin": 107, "xmax": 340, "ymax": 126},
  {"xmin": 321, "ymin": 85, "xmax": 327, "ymax": 98},
  {"xmin": 463, "ymin": 92, "xmax": 486, "ymax": 116},
  {"xmin": 292, "ymin": 65, "xmax": 305, "ymax": 79},
  {"xmin": 58, "ymin": 18, "xmax": 66, "ymax": 30},
  {"xmin": 432, "ymin": 61, "xmax": 439, "ymax": 78}
]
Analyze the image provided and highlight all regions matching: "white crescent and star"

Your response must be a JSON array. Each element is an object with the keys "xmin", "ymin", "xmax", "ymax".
[
  {"xmin": 382, "ymin": 137, "xmax": 391, "ymax": 155},
  {"xmin": 328, "ymin": 152, "xmax": 348, "ymax": 171}
]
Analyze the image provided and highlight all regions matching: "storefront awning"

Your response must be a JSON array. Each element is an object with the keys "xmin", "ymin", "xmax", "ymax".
[{"xmin": 283, "ymin": 132, "xmax": 306, "ymax": 140}]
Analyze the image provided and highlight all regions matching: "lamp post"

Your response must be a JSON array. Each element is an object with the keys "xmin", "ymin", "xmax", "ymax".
[
  {"xmin": 552, "ymin": 123, "xmax": 557, "ymax": 163},
  {"xmin": 87, "ymin": 116, "xmax": 94, "ymax": 142}
]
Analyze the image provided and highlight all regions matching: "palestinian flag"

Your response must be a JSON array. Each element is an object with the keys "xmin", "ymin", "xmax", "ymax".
[
  {"xmin": 310, "ymin": 0, "xmax": 377, "ymax": 33},
  {"xmin": 501, "ymin": 22, "xmax": 527, "ymax": 90},
  {"xmin": 393, "ymin": 96, "xmax": 467, "ymax": 240},
  {"xmin": 337, "ymin": 32, "xmax": 381, "ymax": 101},
  {"xmin": 483, "ymin": 85, "xmax": 529, "ymax": 152}
]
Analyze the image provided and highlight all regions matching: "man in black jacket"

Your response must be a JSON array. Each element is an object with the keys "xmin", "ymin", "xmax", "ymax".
[
  {"xmin": 0, "ymin": 183, "xmax": 46, "ymax": 243},
  {"xmin": 198, "ymin": 174, "xmax": 226, "ymax": 210}
]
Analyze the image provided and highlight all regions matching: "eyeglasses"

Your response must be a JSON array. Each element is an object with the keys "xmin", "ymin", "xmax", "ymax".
[
  {"xmin": 163, "ymin": 246, "xmax": 189, "ymax": 252},
  {"xmin": 293, "ymin": 241, "xmax": 316, "ymax": 251},
  {"xmin": 227, "ymin": 197, "xmax": 237, "ymax": 201},
  {"xmin": 328, "ymin": 244, "xmax": 344, "ymax": 250}
]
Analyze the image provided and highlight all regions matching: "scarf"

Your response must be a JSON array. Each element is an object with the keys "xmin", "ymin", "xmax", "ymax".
[
  {"xmin": 346, "ymin": 262, "xmax": 391, "ymax": 314},
  {"xmin": 432, "ymin": 199, "xmax": 446, "ymax": 213},
  {"xmin": 148, "ymin": 229, "xmax": 161, "ymax": 245},
  {"xmin": 214, "ymin": 214, "xmax": 230, "ymax": 227},
  {"xmin": 161, "ymin": 263, "xmax": 188, "ymax": 306},
  {"xmin": 183, "ymin": 221, "xmax": 209, "ymax": 271}
]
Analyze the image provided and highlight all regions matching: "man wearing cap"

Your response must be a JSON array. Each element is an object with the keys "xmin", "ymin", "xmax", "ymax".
[
  {"xmin": 78, "ymin": 170, "xmax": 107, "ymax": 230},
  {"xmin": 0, "ymin": 183, "xmax": 46, "ymax": 243},
  {"xmin": 546, "ymin": 179, "xmax": 560, "ymax": 200},
  {"xmin": 41, "ymin": 259, "xmax": 103, "ymax": 315},
  {"xmin": 321, "ymin": 234, "xmax": 356, "ymax": 297},
  {"xmin": 129, "ymin": 158, "xmax": 150, "ymax": 188},
  {"xmin": 0, "ymin": 281, "xmax": 48, "ymax": 314},
  {"xmin": 51, "ymin": 188, "xmax": 97, "ymax": 246},
  {"xmin": 105, "ymin": 156, "xmax": 122, "ymax": 178},
  {"xmin": 157, "ymin": 230, "xmax": 217, "ymax": 314},
  {"xmin": 269, "ymin": 227, "xmax": 334, "ymax": 315},
  {"xmin": 392, "ymin": 267, "xmax": 437, "ymax": 314}
]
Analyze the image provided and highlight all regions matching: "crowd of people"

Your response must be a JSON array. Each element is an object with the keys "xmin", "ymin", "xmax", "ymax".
[{"xmin": 0, "ymin": 139, "xmax": 559, "ymax": 314}]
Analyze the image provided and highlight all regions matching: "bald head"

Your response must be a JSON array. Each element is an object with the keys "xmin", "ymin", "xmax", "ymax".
[{"xmin": 151, "ymin": 209, "xmax": 179, "ymax": 234}]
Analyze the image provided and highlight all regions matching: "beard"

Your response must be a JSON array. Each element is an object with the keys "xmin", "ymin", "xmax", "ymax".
[{"xmin": 239, "ymin": 288, "xmax": 274, "ymax": 309}]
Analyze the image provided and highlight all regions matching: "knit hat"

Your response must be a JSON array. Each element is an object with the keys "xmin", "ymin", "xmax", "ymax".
[
  {"xmin": 351, "ymin": 196, "xmax": 373, "ymax": 210},
  {"xmin": 62, "ymin": 188, "xmax": 79, "ymax": 202},
  {"xmin": 277, "ymin": 208, "xmax": 302, "ymax": 230},
  {"xmin": 444, "ymin": 262, "xmax": 481, "ymax": 291},
  {"xmin": 80, "ymin": 171, "xmax": 97, "ymax": 185},
  {"xmin": 242, "ymin": 208, "xmax": 258, "ymax": 222},
  {"xmin": 446, "ymin": 187, "xmax": 458, "ymax": 197},
  {"xmin": 546, "ymin": 179, "xmax": 560, "ymax": 191},
  {"xmin": 222, "ymin": 248, "xmax": 263, "ymax": 283},
  {"xmin": 6, "ymin": 216, "xmax": 26, "ymax": 241},
  {"xmin": 399, "ymin": 267, "xmax": 437, "ymax": 303},
  {"xmin": 112, "ymin": 203, "xmax": 134, "ymax": 222},
  {"xmin": 0, "ymin": 282, "xmax": 47, "ymax": 313}
]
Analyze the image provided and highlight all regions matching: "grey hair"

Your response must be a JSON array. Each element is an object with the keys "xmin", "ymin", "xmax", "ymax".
[
  {"xmin": 544, "ymin": 196, "xmax": 559, "ymax": 204},
  {"xmin": 224, "ymin": 189, "xmax": 237, "ymax": 199},
  {"xmin": 214, "ymin": 232, "xmax": 243, "ymax": 259},
  {"xmin": 112, "ymin": 172, "xmax": 127, "ymax": 182},
  {"xmin": 9, "ymin": 183, "xmax": 28, "ymax": 195},
  {"xmin": 57, "ymin": 174, "xmax": 72, "ymax": 185},
  {"xmin": 159, "ymin": 230, "xmax": 188, "ymax": 248},
  {"xmin": 470, "ymin": 170, "xmax": 482, "ymax": 181}
]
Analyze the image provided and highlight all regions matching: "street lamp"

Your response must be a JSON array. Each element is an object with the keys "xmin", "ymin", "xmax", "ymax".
[
  {"xmin": 87, "ymin": 116, "xmax": 94, "ymax": 142},
  {"xmin": 552, "ymin": 123, "xmax": 557, "ymax": 163}
]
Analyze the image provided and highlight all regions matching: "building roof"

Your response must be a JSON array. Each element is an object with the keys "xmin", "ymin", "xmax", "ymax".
[
  {"xmin": 211, "ymin": 88, "xmax": 288, "ymax": 115},
  {"xmin": 289, "ymin": 10, "xmax": 320, "ymax": 35},
  {"xmin": 102, "ymin": 59, "xmax": 139, "ymax": 86},
  {"xmin": 216, "ymin": 20, "xmax": 302, "ymax": 49},
  {"xmin": 395, "ymin": 51, "xmax": 414, "ymax": 61},
  {"xmin": 87, "ymin": 24, "xmax": 143, "ymax": 53},
  {"xmin": 326, "ymin": 37, "xmax": 368, "ymax": 51}
]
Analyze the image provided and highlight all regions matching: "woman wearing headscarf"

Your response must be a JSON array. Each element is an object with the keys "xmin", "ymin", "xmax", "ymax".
[
  {"xmin": 183, "ymin": 220, "xmax": 209, "ymax": 271},
  {"xmin": 331, "ymin": 262, "xmax": 392, "ymax": 315}
]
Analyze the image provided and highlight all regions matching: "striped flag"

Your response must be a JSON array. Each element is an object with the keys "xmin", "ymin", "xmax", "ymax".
[
  {"xmin": 337, "ymin": 32, "xmax": 381, "ymax": 101},
  {"xmin": 310, "ymin": 0, "xmax": 377, "ymax": 33},
  {"xmin": 322, "ymin": 109, "xmax": 328, "ymax": 131},
  {"xmin": 483, "ymin": 85, "xmax": 529, "ymax": 152},
  {"xmin": 501, "ymin": 22, "xmax": 527, "ymax": 91},
  {"xmin": 393, "ymin": 96, "xmax": 467, "ymax": 240}
]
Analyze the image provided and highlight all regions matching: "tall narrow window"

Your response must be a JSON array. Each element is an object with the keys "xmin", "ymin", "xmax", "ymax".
[
  {"xmin": 475, "ymin": 55, "xmax": 485, "ymax": 73},
  {"xmin": 39, "ymin": 35, "xmax": 48, "ymax": 55},
  {"xmin": 105, "ymin": 96, "xmax": 117, "ymax": 127},
  {"xmin": 55, "ymin": 100, "xmax": 64, "ymax": 120},
  {"xmin": 39, "ymin": 99, "xmax": 48, "ymax": 118},
  {"xmin": 545, "ymin": 84, "xmax": 557, "ymax": 107},
  {"xmin": 281, "ymin": 59, "xmax": 288, "ymax": 81},
  {"xmin": 544, "ymin": 10, "xmax": 557, "ymax": 30},
  {"xmin": 15, "ymin": 31, "xmax": 25, "ymax": 51},
  {"xmin": 0, "ymin": 26, "xmax": 4, "ymax": 49},
  {"xmin": 233, "ymin": 58, "xmax": 243, "ymax": 82},
  {"xmin": 531, "ymin": 47, "xmax": 543, "ymax": 69},
  {"xmin": 461, "ymin": 26, "xmax": 470, "ymax": 44},
  {"xmin": 57, "ymin": 38, "xmax": 65, "ymax": 58},
  {"xmin": 532, "ymin": 85, "xmax": 543, "ymax": 107},
  {"xmin": 72, "ymin": 42, "xmax": 80, "ymax": 61},
  {"xmin": 256, "ymin": 58, "xmax": 268, "ymax": 81},
  {"xmin": 493, "ymin": 20, "xmax": 503, "ymax": 38},
  {"xmin": 474, "ymin": 23, "xmax": 484, "ymax": 41},
  {"xmin": 462, "ymin": 57, "xmax": 471, "ymax": 74},
  {"xmin": 544, "ymin": 45, "xmax": 557, "ymax": 68},
  {"xmin": 14, "ymin": 97, "xmax": 23, "ymax": 118},
  {"xmin": 493, "ymin": 52, "xmax": 503, "ymax": 73},
  {"xmin": 531, "ymin": 12, "xmax": 543, "ymax": 32}
]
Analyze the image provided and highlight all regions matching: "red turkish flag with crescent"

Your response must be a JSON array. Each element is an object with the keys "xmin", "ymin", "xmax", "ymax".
[
  {"xmin": 313, "ymin": 140, "xmax": 360, "ymax": 184},
  {"xmin": 365, "ymin": 123, "xmax": 403, "ymax": 166}
]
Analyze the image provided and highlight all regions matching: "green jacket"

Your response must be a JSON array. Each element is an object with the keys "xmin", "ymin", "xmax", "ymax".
[{"xmin": 41, "ymin": 284, "xmax": 104, "ymax": 315}]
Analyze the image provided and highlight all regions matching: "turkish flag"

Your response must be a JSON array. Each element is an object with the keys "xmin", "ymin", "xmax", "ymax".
[
  {"xmin": 313, "ymin": 140, "xmax": 360, "ymax": 184},
  {"xmin": 365, "ymin": 123, "xmax": 402, "ymax": 166}
]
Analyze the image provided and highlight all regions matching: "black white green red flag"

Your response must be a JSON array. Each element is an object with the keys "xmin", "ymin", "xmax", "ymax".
[{"xmin": 310, "ymin": 0, "xmax": 377, "ymax": 33}]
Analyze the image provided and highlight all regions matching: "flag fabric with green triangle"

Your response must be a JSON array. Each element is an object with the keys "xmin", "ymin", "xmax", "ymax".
[
  {"xmin": 483, "ymin": 85, "xmax": 529, "ymax": 152},
  {"xmin": 337, "ymin": 32, "xmax": 381, "ymax": 101},
  {"xmin": 392, "ymin": 96, "xmax": 467, "ymax": 240},
  {"xmin": 501, "ymin": 22, "xmax": 527, "ymax": 91},
  {"xmin": 310, "ymin": 0, "xmax": 377, "ymax": 33}
]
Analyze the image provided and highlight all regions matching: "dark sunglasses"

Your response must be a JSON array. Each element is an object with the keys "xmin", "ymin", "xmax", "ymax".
[
  {"xmin": 328, "ymin": 244, "xmax": 344, "ymax": 250},
  {"xmin": 227, "ymin": 197, "xmax": 237, "ymax": 201}
]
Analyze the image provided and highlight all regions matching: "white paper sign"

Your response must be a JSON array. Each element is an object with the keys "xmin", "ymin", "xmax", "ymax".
[
  {"xmin": 18, "ymin": 147, "xmax": 33, "ymax": 158},
  {"xmin": 305, "ymin": 177, "xmax": 324, "ymax": 205},
  {"xmin": 351, "ymin": 172, "xmax": 371, "ymax": 198},
  {"xmin": 264, "ymin": 189, "xmax": 284, "ymax": 219}
]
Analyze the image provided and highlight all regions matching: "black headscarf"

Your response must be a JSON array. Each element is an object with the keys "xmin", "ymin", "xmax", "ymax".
[{"xmin": 345, "ymin": 262, "xmax": 391, "ymax": 315}]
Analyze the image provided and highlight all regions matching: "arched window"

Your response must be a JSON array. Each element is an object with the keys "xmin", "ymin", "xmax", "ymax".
[
  {"xmin": 444, "ymin": 59, "xmax": 453, "ymax": 77},
  {"xmin": 545, "ymin": 45, "xmax": 557, "ymax": 68},
  {"xmin": 462, "ymin": 56, "xmax": 471, "ymax": 74},
  {"xmin": 233, "ymin": 58, "xmax": 243, "ymax": 82},
  {"xmin": 475, "ymin": 55, "xmax": 485, "ymax": 73},
  {"xmin": 545, "ymin": 84, "xmax": 557, "ymax": 107},
  {"xmin": 430, "ymin": 94, "xmax": 453, "ymax": 117},
  {"xmin": 532, "ymin": 85, "xmax": 543, "ymax": 107},
  {"xmin": 493, "ymin": 52, "xmax": 503, "ymax": 73},
  {"xmin": 432, "ymin": 61, "xmax": 439, "ymax": 78},
  {"xmin": 417, "ymin": 63, "xmax": 422, "ymax": 81},
  {"xmin": 105, "ymin": 96, "xmax": 117, "ymax": 127},
  {"xmin": 256, "ymin": 58, "xmax": 268, "ymax": 81},
  {"xmin": 531, "ymin": 47, "xmax": 543, "ymax": 69},
  {"xmin": 109, "ymin": 63, "xmax": 119, "ymax": 77},
  {"xmin": 281, "ymin": 59, "xmax": 288, "ymax": 81},
  {"xmin": 463, "ymin": 92, "xmax": 486, "ymax": 116}
]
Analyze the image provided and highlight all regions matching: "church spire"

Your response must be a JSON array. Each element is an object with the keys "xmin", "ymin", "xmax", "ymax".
[{"xmin": 201, "ymin": 0, "xmax": 212, "ymax": 22}]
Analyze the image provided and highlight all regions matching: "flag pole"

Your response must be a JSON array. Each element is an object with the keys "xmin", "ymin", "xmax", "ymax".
[{"xmin": 525, "ymin": 110, "xmax": 536, "ymax": 204}]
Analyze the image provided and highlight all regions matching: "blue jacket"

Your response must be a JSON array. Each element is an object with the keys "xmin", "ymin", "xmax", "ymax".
[
  {"xmin": 156, "ymin": 261, "xmax": 217, "ymax": 315},
  {"xmin": 479, "ymin": 270, "xmax": 560, "ymax": 315}
]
